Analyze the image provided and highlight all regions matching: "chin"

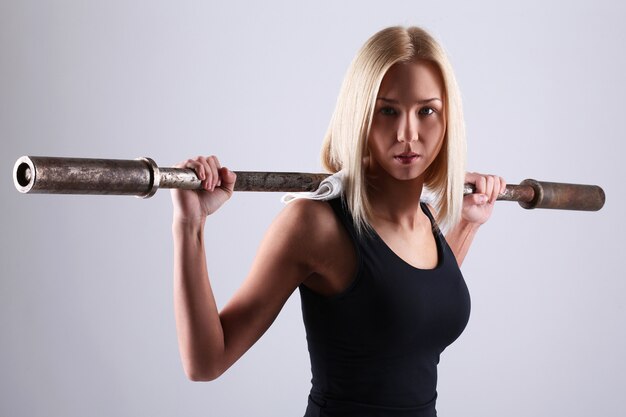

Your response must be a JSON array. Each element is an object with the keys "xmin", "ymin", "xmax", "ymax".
[
  {"xmin": 396, "ymin": 173, "xmax": 423, "ymax": 182},
  {"xmin": 389, "ymin": 167, "xmax": 425, "ymax": 182}
]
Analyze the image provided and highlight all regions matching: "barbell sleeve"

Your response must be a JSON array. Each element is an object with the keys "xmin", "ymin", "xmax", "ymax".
[
  {"xmin": 462, "ymin": 181, "xmax": 605, "ymax": 211},
  {"xmin": 13, "ymin": 156, "xmax": 605, "ymax": 211}
]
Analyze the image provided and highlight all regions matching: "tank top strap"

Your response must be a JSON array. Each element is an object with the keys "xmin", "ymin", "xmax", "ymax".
[{"xmin": 419, "ymin": 202, "xmax": 444, "ymax": 240}]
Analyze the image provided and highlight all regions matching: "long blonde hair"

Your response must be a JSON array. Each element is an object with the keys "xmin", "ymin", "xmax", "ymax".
[{"xmin": 321, "ymin": 26, "xmax": 466, "ymax": 234}]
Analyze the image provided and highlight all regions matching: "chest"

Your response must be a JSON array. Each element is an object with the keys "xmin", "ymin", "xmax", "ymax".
[
  {"xmin": 302, "ymin": 238, "xmax": 472, "ymax": 355},
  {"xmin": 301, "ymin": 198, "xmax": 471, "ymax": 354},
  {"xmin": 363, "ymin": 236, "xmax": 468, "ymax": 334},
  {"xmin": 373, "ymin": 224, "xmax": 439, "ymax": 270}
]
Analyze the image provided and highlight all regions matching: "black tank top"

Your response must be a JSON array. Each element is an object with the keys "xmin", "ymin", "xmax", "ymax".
[{"xmin": 300, "ymin": 197, "xmax": 471, "ymax": 417}]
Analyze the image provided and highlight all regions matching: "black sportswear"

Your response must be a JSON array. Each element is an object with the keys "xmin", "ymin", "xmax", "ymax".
[{"xmin": 300, "ymin": 197, "xmax": 471, "ymax": 416}]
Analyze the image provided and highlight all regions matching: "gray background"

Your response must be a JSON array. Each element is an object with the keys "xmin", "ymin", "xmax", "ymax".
[{"xmin": 1, "ymin": 0, "xmax": 624, "ymax": 416}]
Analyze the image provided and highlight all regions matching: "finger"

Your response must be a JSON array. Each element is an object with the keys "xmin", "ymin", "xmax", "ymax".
[
  {"xmin": 206, "ymin": 155, "xmax": 221, "ymax": 191},
  {"xmin": 491, "ymin": 176, "xmax": 501, "ymax": 203},
  {"xmin": 212, "ymin": 156, "xmax": 223, "ymax": 189},
  {"xmin": 186, "ymin": 159, "xmax": 206, "ymax": 182},
  {"xmin": 494, "ymin": 176, "xmax": 506, "ymax": 202},
  {"xmin": 485, "ymin": 175, "xmax": 495, "ymax": 203},
  {"xmin": 464, "ymin": 171, "xmax": 478, "ymax": 185},
  {"xmin": 475, "ymin": 175, "xmax": 487, "ymax": 195},
  {"xmin": 195, "ymin": 156, "xmax": 212, "ymax": 191},
  {"xmin": 218, "ymin": 167, "xmax": 237, "ymax": 195}
]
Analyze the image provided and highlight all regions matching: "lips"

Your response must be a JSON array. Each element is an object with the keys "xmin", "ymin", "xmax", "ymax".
[{"xmin": 394, "ymin": 152, "xmax": 420, "ymax": 164}]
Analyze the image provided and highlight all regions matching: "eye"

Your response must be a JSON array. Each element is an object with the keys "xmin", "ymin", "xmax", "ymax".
[
  {"xmin": 379, "ymin": 106, "xmax": 398, "ymax": 116},
  {"xmin": 418, "ymin": 107, "xmax": 435, "ymax": 116}
]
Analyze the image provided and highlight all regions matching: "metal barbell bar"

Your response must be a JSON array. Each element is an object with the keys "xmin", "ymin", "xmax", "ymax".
[{"xmin": 13, "ymin": 156, "xmax": 606, "ymax": 211}]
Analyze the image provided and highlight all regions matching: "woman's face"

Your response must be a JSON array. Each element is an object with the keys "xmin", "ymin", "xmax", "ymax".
[{"xmin": 367, "ymin": 59, "xmax": 446, "ymax": 182}]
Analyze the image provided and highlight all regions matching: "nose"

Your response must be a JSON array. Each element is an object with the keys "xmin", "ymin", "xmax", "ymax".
[{"xmin": 397, "ymin": 112, "xmax": 418, "ymax": 143}]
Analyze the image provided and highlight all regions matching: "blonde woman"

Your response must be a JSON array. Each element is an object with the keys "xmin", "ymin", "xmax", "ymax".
[{"xmin": 171, "ymin": 26, "xmax": 505, "ymax": 417}]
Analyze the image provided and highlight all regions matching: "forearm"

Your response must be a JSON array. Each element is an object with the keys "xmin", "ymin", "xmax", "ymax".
[
  {"xmin": 445, "ymin": 220, "xmax": 481, "ymax": 267},
  {"xmin": 172, "ymin": 221, "xmax": 225, "ymax": 381}
]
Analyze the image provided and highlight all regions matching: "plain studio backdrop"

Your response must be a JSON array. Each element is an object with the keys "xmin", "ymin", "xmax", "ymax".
[{"xmin": 1, "ymin": 1, "xmax": 624, "ymax": 416}]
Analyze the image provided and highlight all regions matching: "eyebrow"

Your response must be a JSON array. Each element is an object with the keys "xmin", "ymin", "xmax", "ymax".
[{"xmin": 376, "ymin": 97, "xmax": 442, "ymax": 104}]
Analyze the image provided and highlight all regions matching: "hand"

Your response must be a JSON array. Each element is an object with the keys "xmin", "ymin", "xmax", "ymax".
[
  {"xmin": 461, "ymin": 172, "xmax": 506, "ymax": 226},
  {"xmin": 170, "ymin": 155, "xmax": 237, "ymax": 225}
]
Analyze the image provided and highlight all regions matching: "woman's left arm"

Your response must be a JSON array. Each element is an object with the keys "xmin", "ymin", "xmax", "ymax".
[{"xmin": 446, "ymin": 172, "xmax": 506, "ymax": 267}]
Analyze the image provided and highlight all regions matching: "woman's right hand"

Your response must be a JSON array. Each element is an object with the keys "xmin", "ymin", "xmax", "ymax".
[{"xmin": 170, "ymin": 155, "xmax": 237, "ymax": 225}]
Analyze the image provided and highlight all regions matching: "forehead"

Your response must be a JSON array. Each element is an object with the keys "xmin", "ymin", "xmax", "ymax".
[{"xmin": 378, "ymin": 60, "xmax": 444, "ymax": 99}]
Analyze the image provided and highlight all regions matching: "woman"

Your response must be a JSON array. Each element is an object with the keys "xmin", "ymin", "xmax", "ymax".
[{"xmin": 171, "ymin": 26, "xmax": 505, "ymax": 417}]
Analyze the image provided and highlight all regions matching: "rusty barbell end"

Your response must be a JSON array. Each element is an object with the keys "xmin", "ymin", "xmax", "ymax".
[
  {"xmin": 13, "ymin": 156, "xmax": 158, "ymax": 197},
  {"xmin": 518, "ymin": 179, "xmax": 606, "ymax": 211},
  {"xmin": 13, "ymin": 156, "xmax": 35, "ymax": 194}
]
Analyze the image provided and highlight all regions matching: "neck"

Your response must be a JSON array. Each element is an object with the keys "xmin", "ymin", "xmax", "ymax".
[{"xmin": 366, "ymin": 170, "xmax": 426, "ymax": 230}]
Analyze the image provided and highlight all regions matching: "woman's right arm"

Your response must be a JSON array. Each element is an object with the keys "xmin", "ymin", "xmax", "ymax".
[{"xmin": 171, "ymin": 156, "xmax": 326, "ymax": 381}]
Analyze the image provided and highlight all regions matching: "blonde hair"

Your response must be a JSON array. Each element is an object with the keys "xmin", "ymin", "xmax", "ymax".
[{"xmin": 321, "ymin": 26, "xmax": 466, "ymax": 234}]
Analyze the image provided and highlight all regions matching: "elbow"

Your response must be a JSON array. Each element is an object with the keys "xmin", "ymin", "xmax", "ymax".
[
  {"xmin": 183, "ymin": 362, "xmax": 224, "ymax": 382},
  {"xmin": 178, "ymin": 341, "xmax": 228, "ymax": 381},
  {"xmin": 186, "ymin": 370, "xmax": 220, "ymax": 382}
]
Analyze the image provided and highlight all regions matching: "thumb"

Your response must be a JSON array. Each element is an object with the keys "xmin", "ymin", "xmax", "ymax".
[{"xmin": 465, "ymin": 193, "xmax": 488, "ymax": 206}]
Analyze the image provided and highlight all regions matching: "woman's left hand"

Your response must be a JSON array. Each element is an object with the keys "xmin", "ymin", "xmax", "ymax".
[{"xmin": 461, "ymin": 172, "xmax": 506, "ymax": 225}]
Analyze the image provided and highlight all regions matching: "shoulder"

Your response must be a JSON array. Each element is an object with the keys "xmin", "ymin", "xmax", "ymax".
[
  {"xmin": 275, "ymin": 198, "xmax": 342, "ymax": 242},
  {"xmin": 265, "ymin": 199, "xmax": 345, "ymax": 270}
]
